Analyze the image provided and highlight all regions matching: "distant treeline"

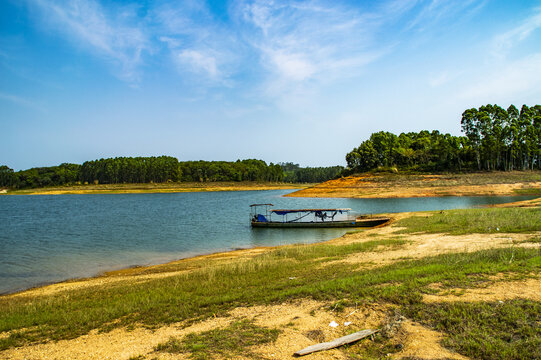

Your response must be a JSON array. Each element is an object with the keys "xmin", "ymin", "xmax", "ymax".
[
  {"xmin": 0, "ymin": 163, "xmax": 81, "ymax": 189},
  {"xmin": 80, "ymin": 156, "xmax": 182, "ymax": 184},
  {"xmin": 280, "ymin": 163, "xmax": 344, "ymax": 183},
  {"xmin": 179, "ymin": 160, "xmax": 283, "ymax": 182},
  {"xmin": 0, "ymin": 157, "xmax": 280, "ymax": 189},
  {"xmin": 346, "ymin": 104, "xmax": 541, "ymax": 173},
  {"xmin": 0, "ymin": 157, "xmax": 343, "ymax": 189}
]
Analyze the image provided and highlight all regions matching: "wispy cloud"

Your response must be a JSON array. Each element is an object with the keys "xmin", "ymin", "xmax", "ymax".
[
  {"xmin": 233, "ymin": 0, "xmax": 387, "ymax": 98},
  {"xmin": 177, "ymin": 49, "xmax": 219, "ymax": 78},
  {"xmin": 0, "ymin": 92, "xmax": 45, "ymax": 112},
  {"xmin": 232, "ymin": 0, "xmax": 486, "ymax": 97},
  {"xmin": 428, "ymin": 71, "xmax": 453, "ymax": 87},
  {"xmin": 16, "ymin": 0, "xmax": 509, "ymax": 96},
  {"xmin": 492, "ymin": 7, "xmax": 541, "ymax": 58},
  {"xmin": 28, "ymin": 0, "xmax": 149, "ymax": 82},
  {"xmin": 460, "ymin": 54, "xmax": 541, "ymax": 101},
  {"xmin": 153, "ymin": 2, "xmax": 237, "ymax": 83},
  {"xmin": 463, "ymin": 6, "xmax": 541, "ymax": 102},
  {"xmin": 405, "ymin": 0, "xmax": 487, "ymax": 32}
]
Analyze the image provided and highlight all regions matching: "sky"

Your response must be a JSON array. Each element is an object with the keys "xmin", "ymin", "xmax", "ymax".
[{"xmin": 1, "ymin": 0, "xmax": 540, "ymax": 170}]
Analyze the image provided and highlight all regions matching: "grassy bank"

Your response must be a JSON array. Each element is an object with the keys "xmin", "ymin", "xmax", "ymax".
[
  {"xmin": 1, "ymin": 205, "xmax": 540, "ymax": 359},
  {"xmin": 5, "ymin": 181, "xmax": 310, "ymax": 195},
  {"xmin": 396, "ymin": 207, "xmax": 541, "ymax": 234}
]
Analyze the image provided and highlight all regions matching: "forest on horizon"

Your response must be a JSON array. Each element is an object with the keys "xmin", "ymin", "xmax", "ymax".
[
  {"xmin": 1, "ymin": 104, "xmax": 539, "ymax": 190},
  {"xmin": 0, "ymin": 158, "xmax": 344, "ymax": 189},
  {"xmin": 345, "ymin": 104, "xmax": 540, "ymax": 173}
]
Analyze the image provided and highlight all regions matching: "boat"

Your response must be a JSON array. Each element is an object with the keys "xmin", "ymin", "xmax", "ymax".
[{"xmin": 250, "ymin": 204, "xmax": 390, "ymax": 228}]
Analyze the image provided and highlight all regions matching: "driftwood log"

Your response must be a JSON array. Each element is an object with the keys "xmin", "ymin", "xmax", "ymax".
[{"xmin": 294, "ymin": 329, "xmax": 378, "ymax": 356}]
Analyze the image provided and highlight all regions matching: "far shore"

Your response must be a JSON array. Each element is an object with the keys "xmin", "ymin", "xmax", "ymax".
[
  {"xmin": 3, "ymin": 181, "xmax": 312, "ymax": 195},
  {"xmin": 5, "ymin": 171, "xmax": 541, "ymax": 198},
  {"xmin": 287, "ymin": 171, "xmax": 541, "ymax": 198}
]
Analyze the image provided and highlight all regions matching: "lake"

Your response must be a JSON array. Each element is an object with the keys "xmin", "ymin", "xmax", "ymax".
[{"xmin": 0, "ymin": 190, "xmax": 535, "ymax": 294}]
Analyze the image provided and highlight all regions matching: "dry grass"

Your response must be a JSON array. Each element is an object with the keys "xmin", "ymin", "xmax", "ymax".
[
  {"xmin": 7, "ymin": 182, "xmax": 309, "ymax": 195},
  {"xmin": 288, "ymin": 171, "xmax": 541, "ymax": 198}
]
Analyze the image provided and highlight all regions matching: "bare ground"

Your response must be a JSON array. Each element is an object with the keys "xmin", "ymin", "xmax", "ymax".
[{"xmin": 287, "ymin": 172, "xmax": 541, "ymax": 198}]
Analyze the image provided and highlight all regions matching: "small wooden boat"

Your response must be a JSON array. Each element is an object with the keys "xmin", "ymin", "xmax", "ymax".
[{"xmin": 250, "ymin": 204, "xmax": 390, "ymax": 228}]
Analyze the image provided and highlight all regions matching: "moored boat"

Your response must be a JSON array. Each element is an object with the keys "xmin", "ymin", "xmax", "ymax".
[{"xmin": 250, "ymin": 204, "xmax": 390, "ymax": 228}]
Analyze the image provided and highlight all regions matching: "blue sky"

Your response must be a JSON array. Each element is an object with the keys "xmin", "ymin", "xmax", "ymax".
[{"xmin": 1, "ymin": 0, "xmax": 540, "ymax": 170}]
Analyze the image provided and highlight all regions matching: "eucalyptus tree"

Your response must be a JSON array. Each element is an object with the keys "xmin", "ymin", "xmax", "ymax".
[
  {"xmin": 461, "ymin": 108, "xmax": 481, "ymax": 169},
  {"xmin": 533, "ymin": 105, "xmax": 541, "ymax": 169}
]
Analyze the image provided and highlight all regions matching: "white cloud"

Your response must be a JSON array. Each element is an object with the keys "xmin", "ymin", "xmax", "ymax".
[
  {"xmin": 153, "ymin": 3, "xmax": 237, "ymax": 82},
  {"xmin": 266, "ymin": 50, "xmax": 315, "ymax": 81},
  {"xmin": 492, "ymin": 8, "xmax": 541, "ymax": 58},
  {"xmin": 233, "ymin": 0, "xmax": 385, "ymax": 99},
  {"xmin": 177, "ymin": 50, "xmax": 219, "ymax": 78},
  {"xmin": 28, "ymin": 0, "xmax": 149, "ymax": 82},
  {"xmin": 405, "ymin": 0, "xmax": 487, "ymax": 32},
  {"xmin": 233, "ymin": 0, "xmax": 484, "ymax": 97}
]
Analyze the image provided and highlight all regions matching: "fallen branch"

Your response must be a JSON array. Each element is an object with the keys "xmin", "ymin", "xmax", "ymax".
[{"xmin": 294, "ymin": 329, "xmax": 379, "ymax": 356}]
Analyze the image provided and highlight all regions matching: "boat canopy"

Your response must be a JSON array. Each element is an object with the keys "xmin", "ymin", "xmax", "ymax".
[{"xmin": 271, "ymin": 208, "xmax": 351, "ymax": 215}]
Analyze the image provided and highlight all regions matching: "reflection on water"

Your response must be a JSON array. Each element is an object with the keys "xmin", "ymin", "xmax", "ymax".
[
  {"xmin": 249, "ymin": 227, "xmax": 345, "ymax": 247},
  {"xmin": 0, "ymin": 190, "xmax": 535, "ymax": 294}
]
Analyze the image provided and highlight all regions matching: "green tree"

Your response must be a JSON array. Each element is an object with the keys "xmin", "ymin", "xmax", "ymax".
[{"xmin": 0, "ymin": 165, "xmax": 15, "ymax": 188}]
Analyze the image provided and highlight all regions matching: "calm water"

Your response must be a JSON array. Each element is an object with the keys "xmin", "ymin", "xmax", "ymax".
[{"xmin": 0, "ymin": 190, "xmax": 535, "ymax": 294}]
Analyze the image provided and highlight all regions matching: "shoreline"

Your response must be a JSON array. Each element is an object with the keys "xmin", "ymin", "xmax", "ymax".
[
  {"xmin": 3, "ymin": 182, "xmax": 311, "ymax": 196},
  {"xmin": 287, "ymin": 172, "xmax": 541, "ymax": 198},
  {"xmin": 1, "ymin": 246, "xmax": 277, "ymax": 298},
  {"xmin": 4, "ymin": 194, "xmax": 539, "ymax": 299}
]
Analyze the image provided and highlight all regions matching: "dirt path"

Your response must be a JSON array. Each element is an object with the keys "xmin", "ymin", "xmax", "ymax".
[{"xmin": 423, "ymin": 277, "xmax": 541, "ymax": 303}]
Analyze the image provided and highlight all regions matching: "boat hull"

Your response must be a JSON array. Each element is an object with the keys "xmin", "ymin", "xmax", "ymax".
[{"xmin": 251, "ymin": 217, "xmax": 390, "ymax": 228}]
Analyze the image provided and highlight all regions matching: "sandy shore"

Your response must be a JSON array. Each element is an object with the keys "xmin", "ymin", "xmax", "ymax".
[
  {"xmin": 6, "ymin": 182, "xmax": 309, "ymax": 195},
  {"xmin": 287, "ymin": 172, "xmax": 541, "ymax": 198}
]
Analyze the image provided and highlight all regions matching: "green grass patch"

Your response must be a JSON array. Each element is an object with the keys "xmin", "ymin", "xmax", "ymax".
[
  {"xmin": 0, "ymin": 240, "xmax": 539, "ymax": 353},
  {"xmin": 396, "ymin": 207, "xmax": 541, "ymax": 234},
  {"xmin": 405, "ymin": 300, "xmax": 541, "ymax": 360},
  {"xmin": 155, "ymin": 320, "xmax": 280, "ymax": 360},
  {"xmin": 0, "ymin": 239, "xmax": 404, "ymax": 349},
  {"xmin": 513, "ymin": 187, "xmax": 541, "ymax": 195},
  {"xmin": 268, "ymin": 238, "xmax": 406, "ymax": 262}
]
